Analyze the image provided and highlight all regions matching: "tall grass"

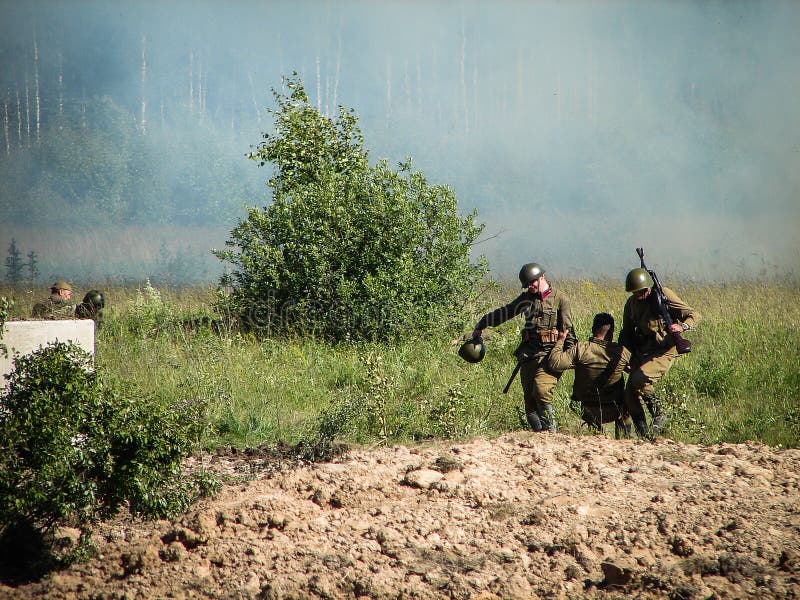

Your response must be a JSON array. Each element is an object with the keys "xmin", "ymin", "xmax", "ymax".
[{"xmin": 3, "ymin": 279, "xmax": 798, "ymax": 449}]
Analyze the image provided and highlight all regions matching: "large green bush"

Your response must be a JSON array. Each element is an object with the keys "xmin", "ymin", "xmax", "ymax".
[
  {"xmin": 0, "ymin": 342, "xmax": 211, "ymax": 579},
  {"xmin": 215, "ymin": 75, "xmax": 487, "ymax": 341}
]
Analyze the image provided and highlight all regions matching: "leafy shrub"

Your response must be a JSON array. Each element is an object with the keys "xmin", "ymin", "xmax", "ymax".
[
  {"xmin": 0, "ymin": 342, "xmax": 212, "ymax": 579},
  {"xmin": 215, "ymin": 74, "xmax": 487, "ymax": 341},
  {"xmin": 127, "ymin": 278, "xmax": 171, "ymax": 334}
]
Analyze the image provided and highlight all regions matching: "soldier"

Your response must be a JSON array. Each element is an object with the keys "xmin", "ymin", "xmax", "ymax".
[
  {"xmin": 547, "ymin": 313, "xmax": 632, "ymax": 439},
  {"xmin": 470, "ymin": 262, "xmax": 576, "ymax": 432},
  {"xmin": 31, "ymin": 280, "xmax": 76, "ymax": 320},
  {"xmin": 75, "ymin": 289, "xmax": 105, "ymax": 325},
  {"xmin": 618, "ymin": 268, "xmax": 701, "ymax": 439}
]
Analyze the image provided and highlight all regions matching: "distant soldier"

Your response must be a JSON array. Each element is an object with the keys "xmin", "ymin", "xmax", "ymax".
[
  {"xmin": 31, "ymin": 280, "xmax": 76, "ymax": 320},
  {"xmin": 469, "ymin": 262, "xmax": 576, "ymax": 432},
  {"xmin": 75, "ymin": 289, "xmax": 105, "ymax": 325},
  {"xmin": 547, "ymin": 313, "xmax": 632, "ymax": 438},
  {"xmin": 618, "ymin": 268, "xmax": 701, "ymax": 439}
]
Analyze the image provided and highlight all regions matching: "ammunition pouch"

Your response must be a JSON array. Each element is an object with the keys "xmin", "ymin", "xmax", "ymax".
[
  {"xmin": 538, "ymin": 328, "xmax": 560, "ymax": 344},
  {"xmin": 521, "ymin": 328, "xmax": 560, "ymax": 345}
]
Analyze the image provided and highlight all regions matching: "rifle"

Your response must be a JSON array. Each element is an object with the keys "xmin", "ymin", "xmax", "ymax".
[
  {"xmin": 636, "ymin": 247, "xmax": 691, "ymax": 354},
  {"xmin": 502, "ymin": 361, "xmax": 522, "ymax": 394}
]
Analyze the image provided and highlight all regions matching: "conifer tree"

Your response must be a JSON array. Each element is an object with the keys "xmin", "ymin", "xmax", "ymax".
[
  {"xmin": 26, "ymin": 250, "xmax": 39, "ymax": 284},
  {"xmin": 4, "ymin": 239, "xmax": 24, "ymax": 286}
]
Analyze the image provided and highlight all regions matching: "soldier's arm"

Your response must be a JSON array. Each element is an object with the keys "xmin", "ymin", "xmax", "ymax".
[
  {"xmin": 546, "ymin": 332, "xmax": 578, "ymax": 373},
  {"xmin": 474, "ymin": 293, "xmax": 528, "ymax": 332},
  {"xmin": 617, "ymin": 298, "xmax": 635, "ymax": 351},
  {"xmin": 662, "ymin": 287, "xmax": 701, "ymax": 330},
  {"xmin": 556, "ymin": 293, "xmax": 577, "ymax": 349}
]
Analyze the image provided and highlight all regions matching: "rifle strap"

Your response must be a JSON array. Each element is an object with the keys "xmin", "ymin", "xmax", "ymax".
[{"xmin": 593, "ymin": 345, "xmax": 624, "ymax": 391}]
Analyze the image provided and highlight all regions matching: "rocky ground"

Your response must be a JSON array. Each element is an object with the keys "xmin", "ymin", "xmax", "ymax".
[{"xmin": 2, "ymin": 431, "xmax": 799, "ymax": 599}]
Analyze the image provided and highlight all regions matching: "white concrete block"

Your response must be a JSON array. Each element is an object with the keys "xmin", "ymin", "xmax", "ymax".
[{"xmin": 1, "ymin": 319, "xmax": 95, "ymax": 386}]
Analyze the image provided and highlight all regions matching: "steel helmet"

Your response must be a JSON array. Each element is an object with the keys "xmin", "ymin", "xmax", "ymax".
[
  {"xmin": 519, "ymin": 263, "xmax": 545, "ymax": 288},
  {"xmin": 458, "ymin": 336, "xmax": 486, "ymax": 363},
  {"xmin": 82, "ymin": 290, "xmax": 105, "ymax": 309},
  {"xmin": 625, "ymin": 268, "xmax": 652, "ymax": 293}
]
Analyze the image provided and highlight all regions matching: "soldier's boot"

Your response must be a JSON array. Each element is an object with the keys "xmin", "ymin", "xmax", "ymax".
[
  {"xmin": 644, "ymin": 394, "xmax": 668, "ymax": 433},
  {"xmin": 538, "ymin": 402, "xmax": 557, "ymax": 433},
  {"xmin": 526, "ymin": 411, "xmax": 543, "ymax": 432},
  {"xmin": 629, "ymin": 405, "xmax": 652, "ymax": 440},
  {"xmin": 614, "ymin": 419, "xmax": 633, "ymax": 440},
  {"xmin": 633, "ymin": 417, "xmax": 652, "ymax": 440}
]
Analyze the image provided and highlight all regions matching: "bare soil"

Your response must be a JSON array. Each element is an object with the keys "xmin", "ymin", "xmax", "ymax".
[{"xmin": 2, "ymin": 432, "xmax": 799, "ymax": 599}]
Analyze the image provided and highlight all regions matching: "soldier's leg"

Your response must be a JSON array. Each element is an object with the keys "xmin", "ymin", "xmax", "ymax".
[
  {"xmin": 582, "ymin": 405, "xmax": 603, "ymax": 432},
  {"xmin": 636, "ymin": 351, "xmax": 677, "ymax": 432},
  {"xmin": 646, "ymin": 394, "xmax": 667, "ymax": 432},
  {"xmin": 533, "ymin": 366, "xmax": 560, "ymax": 432},
  {"xmin": 625, "ymin": 372, "xmax": 651, "ymax": 439},
  {"xmin": 614, "ymin": 416, "xmax": 633, "ymax": 439},
  {"xmin": 519, "ymin": 361, "xmax": 542, "ymax": 431}
]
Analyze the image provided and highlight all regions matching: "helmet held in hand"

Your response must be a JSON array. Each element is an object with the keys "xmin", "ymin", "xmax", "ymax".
[{"xmin": 459, "ymin": 336, "xmax": 486, "ymax": 363}]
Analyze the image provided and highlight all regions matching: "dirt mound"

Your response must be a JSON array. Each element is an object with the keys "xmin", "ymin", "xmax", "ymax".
[{"xmin": 2, "ymin": 432, "xmax": 799, "ymax": 599}]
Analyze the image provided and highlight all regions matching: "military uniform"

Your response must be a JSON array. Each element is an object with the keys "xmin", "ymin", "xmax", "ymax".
[
  {"xmin": 618, "ymin": 286, "xmax": 700, "ymax": 436},
  {"xmin": 75, "ymin": 302, "xmax": 103, "ymax": 324},
  {"xmin": 474, "ymin": 287, "xmax": 576, "ymax": 431},
  {"xmin": 31, "ymin": 296, "xmax": 76, "ymax": 320},
  {"xmin": 548, "ymin": 336, "xmax": 632, "ymax": 437},
  {"xmin": 75, "ymin": 290, "xmax": 105, "ymax": 325}
]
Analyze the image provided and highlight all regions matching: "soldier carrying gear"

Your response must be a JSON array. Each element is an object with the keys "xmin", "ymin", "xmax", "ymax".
[
  {"xmin": 548, "ymin": 313, "xmax": 633, "ymax": 439},
  {"xmin": 31, "ymin": 280, "xmax": 76, "ymax": 320},
  {"xmin": 468, "ymin": 262, "xmax": 576, "ymax": 432},
  {"xmin": 618, "ymin": 261, "xmax": 701, "ymax": 439},
  {"xmin": 75, "ymin": 289, "xmax": 105, "ymax": 324}
]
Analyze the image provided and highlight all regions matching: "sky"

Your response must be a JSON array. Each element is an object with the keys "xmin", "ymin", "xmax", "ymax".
[{"xmin": 1, "ymin": 0, "xmax": 798, "ymax": 282}]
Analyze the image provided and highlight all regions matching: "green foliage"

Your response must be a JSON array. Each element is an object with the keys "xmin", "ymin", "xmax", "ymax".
[
  {"xmin": 0, "ymin": 296, "xmax": 10, "ymax": 357},
  {"xmin": 0, "ymin": 342, "xmax": 213, "ymax": 571},
  {"xmin": 690, "ymin": 355, "xmax": 735, "ymax": 398},
  {"xmin": 114, "ymin": 278, "xmax": 174, "ymax": 336},
  {"xmin": 216, "ymin": 74, "xmax": 487, "ymax": 341},
  {"xmin": 311, "ymin": 352, "xmax": 395, "ymax": 449},
  {"xmin": 4, "ymin": 239, "xmax": 23, "ymax": 286},
  {"xmin": 73, "ymin": 280, "xmax": 800, "ymax": 454}
]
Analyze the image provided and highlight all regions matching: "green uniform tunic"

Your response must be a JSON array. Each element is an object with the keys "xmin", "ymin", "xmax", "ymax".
[
  {"xmin": 618, "ymin": 286, "xmax": 699, "ymax": 355},
  {"xmin": 31, "ymin": 296, "xmax": 76, "ymax": 320},
  {"xmin": 618, "ymin": 286, "xmax": 701, "ymax": 428},
  {"xmin": 548, "ymin": 337, "xmax": 631, "ymax": 430},
  {"xmin": 75, "ymin": 302, "xmax": 103, "ymax": 325},
  {"xmin": 475, "ymin": 287, "xmax": 576, "ymax": 431}
]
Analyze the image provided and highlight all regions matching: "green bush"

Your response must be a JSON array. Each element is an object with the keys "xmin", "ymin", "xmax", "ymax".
[
  {"xmin": 215, "ymin": 74, "xmax": 487, "ymax": 341},
  {"xmin": 0, "ymin": 342, "xmax": 212, "ymax": 578}
]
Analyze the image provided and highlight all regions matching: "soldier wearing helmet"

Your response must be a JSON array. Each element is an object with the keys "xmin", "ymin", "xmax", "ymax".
[
  {"xmin": 31, "ymin": 280, "xmax": 76, "ymax": 320},
  {"xmin": 75, "ymin": 289, "xmax": 106, "ymax": 325},
  {"xmin": 618, "ymin": 268, "xmax": 701, "ymax": 439},
  {"xmin": 469, "ymin": 262, "xmax": 576, "ymax": 432}
]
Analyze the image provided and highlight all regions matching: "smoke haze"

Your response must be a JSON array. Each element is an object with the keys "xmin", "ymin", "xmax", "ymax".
[{"xmin": 1, "ymin": 0, "xmax": 798, "ymax": 283}]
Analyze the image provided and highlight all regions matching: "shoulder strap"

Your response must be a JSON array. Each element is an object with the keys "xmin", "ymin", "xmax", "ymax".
[{"xmin": 594, "ymin": 344, "xmax": 624, "ymax": 390}]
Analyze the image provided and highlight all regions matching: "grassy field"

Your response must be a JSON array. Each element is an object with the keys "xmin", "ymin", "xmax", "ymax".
[{"xmin": 3, "ymin": 278, "xmax": 799, "ymax": 449}]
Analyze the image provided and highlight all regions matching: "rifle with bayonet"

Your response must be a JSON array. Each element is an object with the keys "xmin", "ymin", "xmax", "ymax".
[{"xmin": 636, "ymin": 247, "xmax": 691, "ymax": 354}]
